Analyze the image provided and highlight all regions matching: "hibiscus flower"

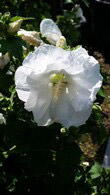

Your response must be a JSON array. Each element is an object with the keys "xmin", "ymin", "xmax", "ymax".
[{"xmin": 15, "ymin": 44, "xmax": 102, "ymax": 127}]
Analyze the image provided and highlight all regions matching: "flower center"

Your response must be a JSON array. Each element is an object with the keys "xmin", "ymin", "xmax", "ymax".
[{"xmin": 50, "ymin": 73, "xmax": 68, "ymax": 102}]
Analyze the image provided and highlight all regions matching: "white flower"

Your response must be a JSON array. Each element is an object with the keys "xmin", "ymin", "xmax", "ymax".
[
  {"xmin": 40, "ymin": 19, "xmax": 66, "ymax": 47},
  {"xmin": 18, "ymin": 29, "xmax": 43, "ymax": 46},
  {"xmin": 0, "ymin": 113, "xmax": 6, "ymax": 124},
  {"xmin": 15, "ymin": 44, "xmax": 102, "ymax": 128},
  {"xmin": 0, "ymin": 52, "xmax": 10, "ymax": 70}
]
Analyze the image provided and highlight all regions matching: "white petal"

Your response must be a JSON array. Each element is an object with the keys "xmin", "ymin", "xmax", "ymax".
[
  {"xmin": 68, "ymin": 83, "xmax": 92, "ymax": 112},
  {"xmin": 24, "ymin": 72, "xmax": 52, "ymax": 124},
  {"xmin": 23, "ymin": 44, "xmax": 55, "ymax": 72},
  {"xmin": 23, "ymin": 44, "xmax": 73, "ymax": 75},
  {"xmin": 72, "ymin": 46, "xmax": 88, "ymax": 57},
  {"xmin": 15, "ymin": 66, "xmax": 32, "ymax": 102},
  {"xmin": 50, "ymin": 93, "xmax": 91, "ymax": 128},
  {"xmin": 33, "ymin": 107, "xmax": 53, "ymax": 126},
  {"xmin": 40, "ymin": 19, "xmax": 62, "ymax": 45},
  {"xmin": 68, "ymin": 56, "xmax": 102, "ymax": 111},
  {"xmin": 69, "ymin": 46, "xmax": 89, "ymax": 74}
]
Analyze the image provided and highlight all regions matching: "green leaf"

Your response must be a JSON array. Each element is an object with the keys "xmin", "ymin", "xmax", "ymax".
[
  {"xmin": 89, "ymin": 162, "xmax": 103, "ymax": 179},
  {"xmin": 81, "ymin": 0, "xmax": 89, "ymax": 7},
  {"xmin": 56, "ymin": 142, "xmax": 82, "ymax": 169},
  {"xmin": 98, "ymin": 88, "xmax": 106, "ymax": 98},
  {"xmin": 10, "ymin": 16, "xmax": 34, "ymax": 22},
  {"xmin": 92, "ymin": 103, "xmax": 102, "ymax": 111},
  {"xmin": 0, "ymin": 73, "xmax": 13, "ymax": 94},
  {"xmin": 0, "ymin": 37, "xmax": 26, "ymax": 59}
]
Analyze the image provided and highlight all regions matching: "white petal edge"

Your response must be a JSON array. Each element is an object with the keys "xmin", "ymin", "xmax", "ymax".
[{"xmin": 15, "ymin": 66, "xmax": 32, "ymax": 102}]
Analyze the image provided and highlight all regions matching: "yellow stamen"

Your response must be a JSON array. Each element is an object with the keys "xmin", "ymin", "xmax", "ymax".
[{"xmin": 50, "ymin": 73, "xmax": 68, "ymax": 102}]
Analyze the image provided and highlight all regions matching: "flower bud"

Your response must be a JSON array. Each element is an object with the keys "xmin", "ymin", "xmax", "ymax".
[
  {"xmin": 56, "ymin": 36, "xmax": 66, "ymax": 48},
  {"xmin": 8, "ymin": 19, "xmax": 23, "ymax": 33},
  {"xmin": 0, "ymin": 52, "xmax": 10, "ymax": 70},
  {"xmin": 18, "ymin": 29, "xmax": 43, "ymax": 46}
]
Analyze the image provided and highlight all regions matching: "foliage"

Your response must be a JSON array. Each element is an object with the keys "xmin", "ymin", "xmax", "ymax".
[
  {"xmin": 57, "ymin": 9, "xmax": 81, "ymax": 46},
  {"xmin": 0, "ymin": 0, "xmax": 110, "ymax": 194}
]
